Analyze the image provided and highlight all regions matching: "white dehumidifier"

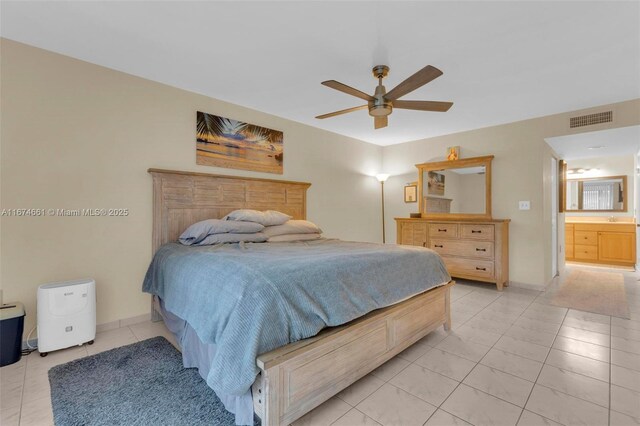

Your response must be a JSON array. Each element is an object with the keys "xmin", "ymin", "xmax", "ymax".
[{"xmin": 37, "ymin": 278, "xmax": 96, "ymax": 357}]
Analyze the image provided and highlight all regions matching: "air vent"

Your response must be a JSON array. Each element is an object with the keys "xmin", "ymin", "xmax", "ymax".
[{"xmin": 569, "ymin": 111, "xmax": 612, "ymax": 128}]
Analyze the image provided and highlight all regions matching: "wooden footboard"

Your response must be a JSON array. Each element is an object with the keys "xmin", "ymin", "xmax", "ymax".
[{"xmin": 253, "ymin": 281, "xmax": 453, "ymax": 426}]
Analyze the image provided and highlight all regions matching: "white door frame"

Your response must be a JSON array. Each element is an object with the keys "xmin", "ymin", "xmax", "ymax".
[{"xmin": 551, "ymin": 156, "xmax": 559, "ymax": 277}]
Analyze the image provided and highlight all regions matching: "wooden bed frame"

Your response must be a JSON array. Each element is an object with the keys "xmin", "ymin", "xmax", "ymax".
[{"xmin": 148, "ymin": 168, "xmax": 453, "ymax": 426}]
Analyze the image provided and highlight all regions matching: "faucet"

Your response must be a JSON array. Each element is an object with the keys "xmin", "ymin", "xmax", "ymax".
[{"xmin": 608, "ymin": 216, "xmax": 616, "ymax": 222}]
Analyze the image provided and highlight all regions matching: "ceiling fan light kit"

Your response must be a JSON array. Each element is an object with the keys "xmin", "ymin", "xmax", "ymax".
[{"xmin": 316, "ymin": 64, "xmax": 453, "ymax": 129}]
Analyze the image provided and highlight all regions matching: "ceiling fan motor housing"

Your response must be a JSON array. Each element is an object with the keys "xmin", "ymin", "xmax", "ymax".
[{"xmin": 369, "ymin": 81, "xmax": 392, "ymax": 117}]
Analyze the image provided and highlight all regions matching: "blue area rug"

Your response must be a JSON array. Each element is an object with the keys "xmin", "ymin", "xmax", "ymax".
[{"xmin": 49, "ymin": 336, "xmax": 255, "ymax": 425}]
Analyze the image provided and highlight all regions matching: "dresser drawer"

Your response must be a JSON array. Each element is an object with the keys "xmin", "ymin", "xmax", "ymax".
[
  {"xmin": 574, "ymin": 244, "xmax": 598, "ymax": 260},
  {"xmin": 430, "ymin": 239, "xmax": 494, "ymax": 260},
  {"xmin": 443, "ymin": 257, "xmax": 495, "ymax": 279},
  {"xmin": 460, "ymin": 224, "xmax": 494, "ymax": 241},
  {"xmin": 574, "ymin": 231, "xmax": 597, "ymax": 246},
  {"xmin": 429, "ymin": 223, "xmax": 458, "ymax": 239}
]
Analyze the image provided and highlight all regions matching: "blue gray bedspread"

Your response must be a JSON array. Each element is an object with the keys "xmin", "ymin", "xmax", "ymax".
[{"xmin": 142, "ymin": 239, "xmax": 450, "ymax": 396}]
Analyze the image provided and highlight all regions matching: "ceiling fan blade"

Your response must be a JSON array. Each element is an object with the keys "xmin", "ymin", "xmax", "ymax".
[
  {"xmin": 374, "ymin": 116, "xmax": 388, "ymax": 129},
  {"xmin": 393, "ymin": 100, "xmax": 453, "ymax": 112},
  {"xmin": 321, "ymin": 80, "xmax": 374, "ymax": 101},
  {"xmin": 315, "ymin": 105, "xmax": 368, "ymax": 119},
  {"xmin": 385, "ymin": 65, "xmax": 443, "ymax": 101}
]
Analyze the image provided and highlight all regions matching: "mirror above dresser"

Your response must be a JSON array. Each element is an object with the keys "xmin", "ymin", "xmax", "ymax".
[{"xmin": 417, "ymin": 155, "xmax": 493, "ymax": 220}]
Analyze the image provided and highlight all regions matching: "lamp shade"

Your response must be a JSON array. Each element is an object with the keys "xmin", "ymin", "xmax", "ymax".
[{"xmin": 375, "ymin": 173, "xmax": 390, "ymax": 182}]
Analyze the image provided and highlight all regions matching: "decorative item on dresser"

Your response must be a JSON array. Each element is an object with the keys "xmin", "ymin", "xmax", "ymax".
[
  {"xmin": 396, "ymin": 155, "xmax": 511, "ymax": 291},
  {"xmin": 396, "ymin": 218, "xmax": 510, "ymax": 290},
  {"xmin": 565, "ymin": 221, "xmax": 636, "ymax": 267}
]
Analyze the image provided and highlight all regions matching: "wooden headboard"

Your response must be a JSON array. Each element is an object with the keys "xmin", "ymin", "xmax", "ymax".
[{"xmin": 148, "ymin": 169, "xmax": 311, "ymax": 253}]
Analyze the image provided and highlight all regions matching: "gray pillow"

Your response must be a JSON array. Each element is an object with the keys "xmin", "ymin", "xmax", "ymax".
[
  {"xmin": 263, "ymin": 220, "xmax": 323, "ymax": 237},
  {"xmin": 179, "ymin": 219, "xmax": 265, "ymax": 245},
  {"xmin": 197, "ymin": 232, "xmax": 268, "ymax": 246},
  {"xmin": 223, "ymin": 209, "xmax": 292, "ymax": 226}
]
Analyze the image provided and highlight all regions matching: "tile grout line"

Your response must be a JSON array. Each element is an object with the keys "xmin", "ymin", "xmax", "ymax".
[{"xmin": 17, "ymin": 360, "xmax": 27, "ymax": 426}]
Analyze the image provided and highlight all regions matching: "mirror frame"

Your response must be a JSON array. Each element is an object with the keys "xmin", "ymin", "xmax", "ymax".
[
  {"xmin": 565, "ymin": 175, "xmax": 628, "ymax": 213},
  {"xmin": 417, "ymin": 155, "xmax": 493, "ymax": 220}
]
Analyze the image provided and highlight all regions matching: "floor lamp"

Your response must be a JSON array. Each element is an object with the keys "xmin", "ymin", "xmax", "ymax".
[{"xmin": 375, "ymin": 174, "xmax": 390, "ymax": 243}]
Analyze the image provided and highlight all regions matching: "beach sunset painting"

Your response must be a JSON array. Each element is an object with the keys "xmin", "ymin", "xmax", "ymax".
[{"xmin": 196, "ymin": 111, "xmax": 283, "ymax": 174}]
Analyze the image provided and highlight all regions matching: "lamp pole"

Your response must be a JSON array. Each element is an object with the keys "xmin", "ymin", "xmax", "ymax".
[
  {"xmin": 375, "ymin": 174, "xmax": 390, "ymax": 244},
  {"xmin": 381, "ymin": 180, "xmax": 386, "ymax": 243}
]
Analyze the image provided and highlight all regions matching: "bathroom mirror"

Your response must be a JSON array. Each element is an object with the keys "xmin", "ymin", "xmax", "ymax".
[
  {"xmin": 417, "ymin": 155, "xmax": 493, "ymax": 220},
  {"xmin": 565, "ymin": 175, "xmax": 627, "ymax": 212}
]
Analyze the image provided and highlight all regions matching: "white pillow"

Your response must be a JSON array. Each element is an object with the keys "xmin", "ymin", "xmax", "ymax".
[
  {"xmin": 268, "ymin": 233, "xmax": 321, "ymax": 242},
  {"xmin": 223, "ymin": 209, "xmax": 292, "ymax": 226},
  {"xmin": 263, "ymin": 220, "xmax": 323, "ymax": 237},
  {"xmin": 179, "ymin": 219, "xmax": 265, "ymax": 245}
]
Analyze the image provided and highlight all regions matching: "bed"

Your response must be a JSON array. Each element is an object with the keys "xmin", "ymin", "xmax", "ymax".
[{"xmin": 144, "ymin": 169, "xmax": 454, "ymax": 426}]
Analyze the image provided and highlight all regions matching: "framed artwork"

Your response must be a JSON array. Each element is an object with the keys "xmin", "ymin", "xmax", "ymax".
[
  {"xmin": 404, "ymin": 185, "xmax": 417, "ymax": 203},
  {"xmin": 427, "ymin": 171, "xmax": 445, "ymax": 196},
  {"xmin": 196, "ymin": 111, "xmax": 283, "ymax": 174},
  {"xmin": 446, "ymin": 146, "xmax": 460, "ymax": 161}
]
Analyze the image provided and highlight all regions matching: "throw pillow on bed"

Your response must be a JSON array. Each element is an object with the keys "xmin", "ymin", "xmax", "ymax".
[
  {"xmin": 198, "ymin": 232, "xmax": 268, "ymax": 245},
  {"xmin": 263, "ymin": 220, "xmax": 323, "ymax": 237},
  {"xmin": 223, "ymin": 209, "xmax": 292, "ymax": 226},
  {"xmin": 179, "ymin": 219, "xmax": 265, "ymax": 245},
  {"xmin": 268, "ymin": 233, "xmax": 321, "ymax": 242}
]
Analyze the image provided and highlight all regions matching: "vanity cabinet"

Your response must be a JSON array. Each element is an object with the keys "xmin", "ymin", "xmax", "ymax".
[
  {"xmin": 396, "ymin": 218, "xmax": 510, "ymax": 290},
  {"xmin": 565, "ymin": 222, "xmax": 636, "ymax": 267}
]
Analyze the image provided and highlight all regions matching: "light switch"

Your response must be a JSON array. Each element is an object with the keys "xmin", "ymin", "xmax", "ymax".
[{"xmin": 519, "ymin": 201, "xmax": 531, "ymax": 210}]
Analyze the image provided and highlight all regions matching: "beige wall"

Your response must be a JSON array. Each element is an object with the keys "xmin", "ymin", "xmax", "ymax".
[
  {"xmin": 383, "ymin": 99, "xmax": 640, "ymax": 289},
  {"xmin": 0, "ymin": 39, "xmax": 383, "ymax": 335}
]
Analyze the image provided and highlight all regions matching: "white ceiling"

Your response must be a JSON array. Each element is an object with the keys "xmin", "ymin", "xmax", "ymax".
[
  {"xmin": 546, "ymin": 125, "xmax": 640, "ymax": 160},
  {"xmin": 2, "ymin": 1, "xmax": 638, "ymax": 146}
]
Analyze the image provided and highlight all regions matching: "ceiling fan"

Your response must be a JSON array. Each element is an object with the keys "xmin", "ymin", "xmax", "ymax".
[{"xmin": 316, "ymin": 65, "xmax": 453, "ymax": 129}]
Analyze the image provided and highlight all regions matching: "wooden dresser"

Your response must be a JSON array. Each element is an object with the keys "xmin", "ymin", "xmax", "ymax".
[
  {"xmin": 396, "ymin": 218, "xmax": 510, "ymax": 290},
  {"xmin": 565, "ymin": 222, "xmax": 636, "ymax": 267}
]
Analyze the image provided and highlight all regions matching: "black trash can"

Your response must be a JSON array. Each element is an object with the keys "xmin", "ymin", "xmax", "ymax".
[{"xmin": 0, "ymin": 302, "xmax": 25, "ymax": 367}]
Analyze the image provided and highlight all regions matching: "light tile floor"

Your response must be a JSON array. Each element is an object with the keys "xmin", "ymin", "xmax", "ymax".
[{"xmin": 2, "ymin": 265, "xmax": 640, "ymax": 426}]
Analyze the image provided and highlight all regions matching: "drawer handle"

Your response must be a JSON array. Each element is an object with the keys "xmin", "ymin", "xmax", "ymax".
[
  {"xmin": 422, "ymin": 242, "xmax": 426, "ymax": 247},
  {"xmin": 476, "ymin": 248, "xmax": 486, "ymax": 252},
  {"xmin": 471, "ymin": 230, "xmax": 482, "ymax": 234},
  {"xmin": 434, "ymin": 244, "xmax": 443, "ymax": 248},
  {"xmin": 476, "ymin": 267, "xmax": 487, "ymax": 271},
  {"xmin": 438, "ymin": 228, "xmax": 447, "ymax": 232}
]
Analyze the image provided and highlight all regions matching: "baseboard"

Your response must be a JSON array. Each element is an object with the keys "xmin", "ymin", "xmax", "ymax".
[
  {"xmin": 95, "ymin": 313, "xmax": 150, "ymax": 333},
  {"xmin": 22, "ymin": 312, "xmax": 151, "ymax": 350},
  {"xmin": 508, "ymin": 280, "xmax": 546, "ymax": 292}
]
